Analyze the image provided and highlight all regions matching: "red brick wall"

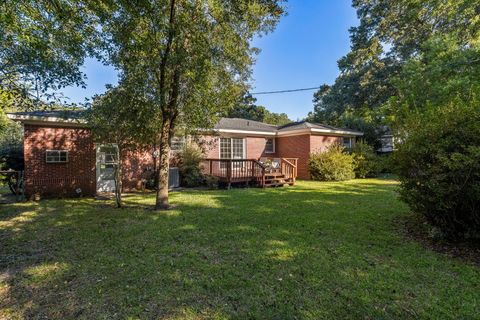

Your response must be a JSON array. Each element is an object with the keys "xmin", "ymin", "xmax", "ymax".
[
  {"xmin": 199, "ymin": 135, "xmax": 220, "ymax": 158},
  {"xmin": 246, "ymin": 136, "xmax": 277, "ymax": 159},
  {"xmin": 23, "ymin": 124, "xmax": 158, "ymax": 197},
  {"xmin": 198, "ymin": 135, "xmax": 277, "ymax": 159},
  {"xmin": 275, "ymin": 134, "xmax": 348, "ymax": 180},
  {"xmin": 310, "ymin": 135, "xmax": 343, "ymax": 153},
  {"xmin": 276, "ymin": 134, "xmax": 311, "ymax": 179},
  {"xmin": 121, "ymin": 148, "xmax": 155, "ymax": 190},
  {"xmin": 23, "ymin": 124, "xmax": 96, "ymax": 197}
]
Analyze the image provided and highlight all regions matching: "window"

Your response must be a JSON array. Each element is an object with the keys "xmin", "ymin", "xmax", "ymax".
[
  {"xmin": 343, "ymin": 137, "xmax": 352, "ymax": 149},
  {"xmin": 220, "ymin": 138, "xmax": 245, "ymax": 159},
  {"xmin": 220, "ymin": 138, "xmax": 245, "ymax": 170},
  {"xmin": 46, "ymin": 150, "xmax": 68, "ymax": 163},
  {"xmin": 220, "ymin": 138, "xmax": 244, "ymax": 159},
  {"xmin": 265, "ymin": 138, "xmax": 275, "ymax": 153},
  {"xmin": 98, "ymin": 145, "xmax": 118, "ymax": 164},
  {"xmin": 231, "ymin": 138, "xmax": 244, "ymax": 159},
  {"xmin": 170, "ymin": 137, "xmax": 185, "ymax": 152}
]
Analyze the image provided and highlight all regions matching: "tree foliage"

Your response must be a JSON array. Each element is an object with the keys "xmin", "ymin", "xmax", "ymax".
[
  {"xmin": 309, "ymin": 0, "xmax": 480, "ymax": 143},
  {"xmin": 93, "ymin": 0, "xmax": 285, "ymax": 209},
  {"xmin": 387, "ymin": 35, "xmax": 480, "ymax": 129},
  {"xmin": 395, "ymin": 100, "xmax": 480, "ymax": 239},
  {"xmin": 178, "ymin": 144, "xmax": 205, "ymax": 188},
  {"xmin": 87, "ymin": 83, "xmax": 160, "ymax": 207},
  {"xmin": 0, "ymin": 0, "xmax": 100, "ymax": 109},
  {"xmin": 351, "ymin": 142, "xmax": 380, "ymax": 178},
  {"xmin": 227, "ymin": 92, "xmax": 291, "ymax": 125}
]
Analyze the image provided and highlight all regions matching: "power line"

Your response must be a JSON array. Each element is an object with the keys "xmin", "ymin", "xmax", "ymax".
[{"xmin": 250, "ymin": 86, "xmax": 321, "ymax": 95}]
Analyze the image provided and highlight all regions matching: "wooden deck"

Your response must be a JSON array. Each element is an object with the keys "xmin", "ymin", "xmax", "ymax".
[{"xmin": 201, "ymin": 158, "xmax": 298, "ymax": 188}]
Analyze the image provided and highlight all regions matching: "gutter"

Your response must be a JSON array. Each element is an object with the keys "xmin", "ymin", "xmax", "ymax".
[
  {"xmin": 7, "ymin": 113, "xmax": 88, "ymax": 128},
  {"xmin": 6, "ymin": 113, "xmax": 364, "ymax": 137}
]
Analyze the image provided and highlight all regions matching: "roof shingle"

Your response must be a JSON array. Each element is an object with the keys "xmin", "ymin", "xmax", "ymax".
[{"xmin": 7, "ymin": 111, "xmax": 363, "ymax": 135}]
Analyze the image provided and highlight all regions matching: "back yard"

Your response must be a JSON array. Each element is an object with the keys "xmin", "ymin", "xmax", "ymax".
[{"xmin": 1, "ymin": 179, "xmax": 479, "ymax": 319}]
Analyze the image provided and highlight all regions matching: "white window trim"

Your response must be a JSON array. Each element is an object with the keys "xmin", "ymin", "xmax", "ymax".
[
  {"xmin": 265, "ymin": 138, "xmax": 275, "ymax": 154},
  {"xmin": 170, "ymin": 136, "xmax": 186, "ymax": 153},
  {"xmin": 45, "ymin": 150, "xmax": 69, "ymax": 163},
  {"xmin": 343, "ymin": 137, "xmax": 353, "ymax": 149},
  {"xmin": 218, "ymin": 137, "xmax": 245, "ymax": 159}
]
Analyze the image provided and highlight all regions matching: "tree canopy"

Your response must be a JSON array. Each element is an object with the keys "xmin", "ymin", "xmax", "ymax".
[
  {"xmin": 226, "ymin": 92, "xmax": 291, "ymax": 125},
  {"xmin": 309, "ymin": 0, "xmax": 480, "ymax": 141},
  {"xmin": 0, "ymin": 0, "xmax": 100, "ymax": 109},
  {"xmin": 90, "ymin": 0, "xmax": 285, "ymax": 209}
]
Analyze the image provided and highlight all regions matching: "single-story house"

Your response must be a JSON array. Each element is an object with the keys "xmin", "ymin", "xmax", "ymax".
[{"xmin": 7, "ymin": 111, "xmax": 363, "ymax": 197}]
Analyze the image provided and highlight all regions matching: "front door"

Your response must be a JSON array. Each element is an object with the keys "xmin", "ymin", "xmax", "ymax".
[{"xmin": 96, "ymin": 144, "xmax": 119, "ymax": 193}]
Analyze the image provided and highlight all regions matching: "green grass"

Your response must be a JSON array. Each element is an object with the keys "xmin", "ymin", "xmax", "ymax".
[{"xmin": 0, "ymin": 179, "xmax": 479, "ymax": 319}]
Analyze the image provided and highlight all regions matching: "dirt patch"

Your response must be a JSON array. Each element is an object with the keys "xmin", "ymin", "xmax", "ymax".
[{"xmin": 398, "ymin": 214, "xmax": 480, "ymax": 266}]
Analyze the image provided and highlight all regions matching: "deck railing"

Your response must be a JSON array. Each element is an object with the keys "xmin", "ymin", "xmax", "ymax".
[
  {"xmin": 202, "ymin": 159, "xmax": 266, "ymax": 187},
  {"xmin": 202, "ymin": 157, "xmax": 298, "ymax": 188},
  {"xmin": 281, "ymin": 158, "xmax": 297, "ymax": 182}
]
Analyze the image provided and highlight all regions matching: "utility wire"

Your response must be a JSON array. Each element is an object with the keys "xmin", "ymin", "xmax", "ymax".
[
  {"xmin": 250, "ymin": 86, "xmax": 321, "ymax": 95},
  {"xmin": 250, "ymin": 57, "xmax": 480, "ymax": 95}
]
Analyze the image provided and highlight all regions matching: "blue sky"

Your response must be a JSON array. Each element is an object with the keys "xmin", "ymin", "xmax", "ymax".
[{"xmin": 61, "ymin": 0, "xmax": 358, "ymax": 121}]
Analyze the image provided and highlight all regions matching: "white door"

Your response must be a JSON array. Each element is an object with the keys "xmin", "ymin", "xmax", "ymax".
[{"xmin": 96, "ymin": 144, "xmax": 119, "ymax": 192}]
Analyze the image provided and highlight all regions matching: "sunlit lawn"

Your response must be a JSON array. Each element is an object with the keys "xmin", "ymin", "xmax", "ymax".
[{"xmin": 1, "ymin": 179, "xmax": 479, "ymax": 319}]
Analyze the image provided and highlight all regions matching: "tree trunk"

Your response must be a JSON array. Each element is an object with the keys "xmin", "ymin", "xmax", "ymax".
[
  {"xmin": 114, "ymin": 150, "xmax": 123, "ymax": 208},
  {"xmin": 155, "ymin": 120, "xmax": 172, "ymax": 210}
]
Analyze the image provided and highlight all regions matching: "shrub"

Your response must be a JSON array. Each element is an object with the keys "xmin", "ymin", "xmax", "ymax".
[
  {"xmin": 351, "ymin": 142, "xmax": 380, "ymax": 178},
  {"xmin": 0, "ymin": 121, "xmax": 23, "ymax": 171},
  {"xmin": 178, "ymin": 144, "xmax": 205, "ymax": 187},
  {"xmin": 396, "ymin": 101, "xmax": 480, "ymax": 239},
  {"xmin": 308, "ymin": 144, "xmax": 355, "ymax": 181},
  {"xmin": 376, "ymin": 153, "xmax": 395, "ymax": 174},
  {"xmin": 0, "ymin": 143, "xmax": 23, "ymax": 171}
]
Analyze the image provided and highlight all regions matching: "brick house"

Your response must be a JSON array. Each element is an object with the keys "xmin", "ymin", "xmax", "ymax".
[{"xmin": 7, "ymin": 111, "xmax": 362, "ymax": 197}]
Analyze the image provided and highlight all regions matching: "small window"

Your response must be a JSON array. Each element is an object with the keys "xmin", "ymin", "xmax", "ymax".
[
  {"xmin": 265, "ymin": 138, "xmax": 275, "ymax": 153},
  {"xmin": 99, "ymin": 145, "xmax": 118, "ymax": 164},
  {"xmin": 46, "ymin": 150, "xmax": 68, "ymax": 163},
  {"xmin": 170, "ymin": 137, "xmax": 185, "ymax": 152},
  {"xmin": 343, "ymin": 137, "xmax": 352, "ymax": 149}
]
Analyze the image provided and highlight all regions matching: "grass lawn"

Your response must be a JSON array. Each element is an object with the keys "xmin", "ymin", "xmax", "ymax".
[{"xmin": 1, "ymin": 178, "xmax": 479, "ymax": 319}]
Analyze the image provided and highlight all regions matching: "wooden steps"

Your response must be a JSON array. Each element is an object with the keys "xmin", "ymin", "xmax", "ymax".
[{"xmin": 264, "ymin": 173, "xmax": 293, "ymax": 187}]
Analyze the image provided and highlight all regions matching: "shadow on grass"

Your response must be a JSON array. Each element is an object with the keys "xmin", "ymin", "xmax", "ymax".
[{"xmin": 0, "ymin": 179, "xmax": 479, "ymax": 319}]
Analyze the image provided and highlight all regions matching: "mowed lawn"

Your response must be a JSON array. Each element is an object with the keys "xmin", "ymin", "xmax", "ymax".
[{"xmin": 1, "ymin": 179, "xmax": 479, "ymax": 319}]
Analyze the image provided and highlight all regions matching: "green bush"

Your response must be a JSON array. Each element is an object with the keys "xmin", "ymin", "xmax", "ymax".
[
  {"xmin": 178, "ymin": 144, "xmax": 205, "ymax": 187},
  {"xmin": 396, "ymin": 101, "xmax": 480, "ymax": 239},
  {"xmin": 308, "ymin": 144, "xmax": 355, "ymax": 181},
  {"xmin": 351, "ymin": 142, "xmax": 380, "ymax": 178},
  {"xmin": 376, "ymin": 153, "xmax": 395, "ymax": 174},
  {"xmin": 0, "ymin": 121, "xmax": 23, "ymax": 171}
]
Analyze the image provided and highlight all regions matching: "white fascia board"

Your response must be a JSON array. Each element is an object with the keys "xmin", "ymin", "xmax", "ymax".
[
  {"xmin": 277, "ymin": 128, "xmax": 363, "ymax": 137},
  {"xmin": 7, "ymin": 114, "xmax": 87, "ymax": 127},
  {"xmin": 215, "ymin": 129, "xmax": 277, "ymax": 136},
  {"xmin": 276, "ymin": 129, "xmax": 311, "ymax": 137},
  {"xmin": 311, "ymin": 128, "xmax": 363, "ymax": 136}
]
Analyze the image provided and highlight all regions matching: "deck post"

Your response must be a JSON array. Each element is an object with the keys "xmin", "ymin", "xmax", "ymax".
[
  {"xmin": 261, "ymin": 168, "xmax": 266, "ymax": 188},
  {"xmin": 209, "ymin": 160, "xmax": 213, "ymax": 175},
  {"xmin": 227, "ymin": 160, "xmax": 232, "ymax": 189}
]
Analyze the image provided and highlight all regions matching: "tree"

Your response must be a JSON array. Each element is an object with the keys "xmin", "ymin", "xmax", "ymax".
[
  {"xmin": 395, "ymin": 99, "xmax": 480, "ymax": 239},
  {"xmin": 97, "ymin": 0, "xmax": 285, "ymax": 209},
  {"xmin": 0, "ymin": 0, "xmax": 100, "ymax": 109},
  {"xmin": 309, "ymin": 0, "xmax": 479, "ymax": 140},
  {"xmin": 227, "ymin": 92, "xmax": 291, "ymax": 125},
  {"xmin": 386, "ymin": 34, "xmax": 480, "ymax": 130},
  {"xmin": 87, "ymin": 83, "xmax": 159, "ymax": 208}
]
